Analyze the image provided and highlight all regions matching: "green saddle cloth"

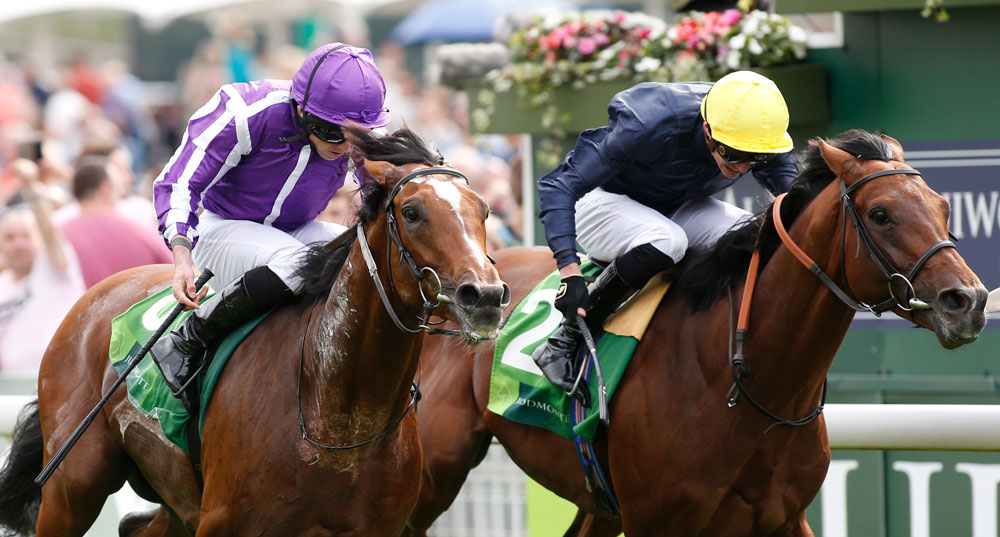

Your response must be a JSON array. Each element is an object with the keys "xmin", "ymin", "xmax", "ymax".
[
  {"xmin": 488, "ymin": 260, "xmax": 669, "ymax": 442},
  {"xmin": 109, "ymin": 287, "xmax": 267, "ymax": 453}
]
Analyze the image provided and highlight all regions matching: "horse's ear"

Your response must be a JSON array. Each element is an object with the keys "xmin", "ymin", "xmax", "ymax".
[
  {"xmin": 880, "ymin": 134, "xmax": 905, "ymax": 161},
  {"xmin": 811, "ymin": 138, "xmax": 857, "ymax": 177},
  {"xmin": 363, "ymin": 160, "xmax": 404, "ymax": 186}
]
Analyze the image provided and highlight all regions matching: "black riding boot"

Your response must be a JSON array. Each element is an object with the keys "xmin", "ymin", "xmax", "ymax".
[
  {"xmin": 150, "ymin": 265, "xmax": 295, "ymax": 413},
  {"xmin": 532, "ymin": 261, "xmax": 635, "ymax": 403},
  {"xmin": 532, "ymin": 244, "xmax": 676, "ymax": 405}
]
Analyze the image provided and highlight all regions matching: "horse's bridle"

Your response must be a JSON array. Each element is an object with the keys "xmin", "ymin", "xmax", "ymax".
[
  {"xmin": 295, "ymin": 165, "xmax": 470, "ymax": 451},
  {"xmin": 727, "ymin": 166, "xmax": 955, "ymax": 429},
  {"xmin": 837, "ymin": 167, "xmax": 955, "ymax": 314},
  {"xmin": 357, "ymin": 165, "xmax": 470, "ymax": 337}
]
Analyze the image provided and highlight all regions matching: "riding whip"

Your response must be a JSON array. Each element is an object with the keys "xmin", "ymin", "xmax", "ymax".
[
  {"xmin": 35, "ymin": 270, "xmax": 214, "ymax": 486},
  {"xmin": 575, "ymin": 317, "xmax": 610, "ymax": 426}
]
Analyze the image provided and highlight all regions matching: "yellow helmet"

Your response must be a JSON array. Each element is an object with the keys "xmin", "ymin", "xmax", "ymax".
[{"xmin": 700, "ymin": 71, "xmax": 794, "ymax": 154}]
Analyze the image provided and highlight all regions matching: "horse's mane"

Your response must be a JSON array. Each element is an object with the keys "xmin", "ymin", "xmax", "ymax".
[
  {"xmin": 672, "ymin": 129, "xmax": 896, "ymax": 312},
  {"xmin": 293, "ymin": 126, "xmax": 444, "ymax": 305}
]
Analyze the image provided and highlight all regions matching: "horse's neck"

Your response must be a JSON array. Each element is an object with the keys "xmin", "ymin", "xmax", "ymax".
[
  {"xmin": 742, "ymin": 201, "xmax": 857, "ymax": 414},
  {"xmin": 302, "ymin": 244, "xmax": 423, "ymax": 440}
]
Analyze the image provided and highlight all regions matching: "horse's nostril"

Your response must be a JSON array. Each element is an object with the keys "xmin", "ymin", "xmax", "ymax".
[
  {"xmin": 938, "ymin": 288, "xmax": 976, "ymax": 313},
  {"xmin": 456, "ymin": 284, "xmax": 481, "ymax": 309},
  {"xmin": 500, "ymin": 283, "xmax": 512, "ymax": 308}
]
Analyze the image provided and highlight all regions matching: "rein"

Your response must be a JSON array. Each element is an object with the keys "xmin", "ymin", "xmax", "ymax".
[
  {"xmin": 727, "ymin": 167, "xmax": 954, "ymax": 429},
  {"xmin": 358, "ymin": 165, "xmax": 470, "ymax": 336}
]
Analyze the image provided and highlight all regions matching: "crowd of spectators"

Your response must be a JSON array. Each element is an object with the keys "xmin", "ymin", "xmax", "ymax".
[{"xmin": 0, "ymin": 29, "xmax": 526, "ymax": 376}]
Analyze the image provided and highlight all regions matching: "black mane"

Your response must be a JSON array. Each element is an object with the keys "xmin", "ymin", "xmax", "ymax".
[
  {"xmin": 293, "ymin": 127, "xmax": 443, "ymax": 304},
  {"xmin": 672, "ymin": 129, "xmax": 895, "ymax": 312}
]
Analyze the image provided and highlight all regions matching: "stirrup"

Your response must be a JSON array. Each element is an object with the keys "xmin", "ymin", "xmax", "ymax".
[
  {"xmin": 565, "ymin": 353, "xmax": 592, "ymax": 408},
  {"xmin": 172, "ymin": 359, "xmax": 208, "ymax": 397}
]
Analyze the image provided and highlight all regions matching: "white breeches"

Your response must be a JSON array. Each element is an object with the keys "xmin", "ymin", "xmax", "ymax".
[
  {"xmin": 192, "ymin": 211, "xmax": 347, "ymax": 293},
  {"xmin": 573, "ymin": 187, "xmax": 752, "ymax": 263}
]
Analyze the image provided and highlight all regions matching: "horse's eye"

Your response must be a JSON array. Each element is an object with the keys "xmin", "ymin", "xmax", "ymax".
[
  {"xmin": 868, "ymin": 207, "xmax": 891, "ymax": 225},
  {"xmin": 401, "ymin": 206, "xmax": 421, "ymax": 223}
]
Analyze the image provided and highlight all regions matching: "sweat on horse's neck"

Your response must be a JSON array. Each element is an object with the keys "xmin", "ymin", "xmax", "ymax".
[{"xmin": 300, "ymin": 237, "xmax": 423, "ymax": 445}]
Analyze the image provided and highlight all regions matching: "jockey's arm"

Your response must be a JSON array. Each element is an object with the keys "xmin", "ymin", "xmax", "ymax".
[{"xmin": 753, "ymin": 150, "xmax": 799, "ymax": 195}]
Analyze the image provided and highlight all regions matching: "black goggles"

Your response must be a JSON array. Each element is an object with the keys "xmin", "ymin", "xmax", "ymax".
[
  {"xmin": 714, "ymin": 140, "xmax": 776, "ymax": 164},
  {"xmin": 303, "ymin": 114, "xmax": 346, "ymax": 144}
]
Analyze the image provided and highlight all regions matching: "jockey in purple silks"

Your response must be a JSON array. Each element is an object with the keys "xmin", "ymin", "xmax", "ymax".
[{"xmin": 150, "ymin": 43, "xmax": 390, "ymax": 412}]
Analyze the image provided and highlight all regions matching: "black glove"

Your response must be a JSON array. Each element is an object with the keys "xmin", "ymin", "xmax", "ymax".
[{"xmin": 554, "ymin": 275, "xmax": 589, "ymax": 323}]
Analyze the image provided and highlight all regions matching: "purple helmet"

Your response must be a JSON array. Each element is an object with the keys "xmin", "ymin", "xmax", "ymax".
[{"xmin": 291, "ymin": 43, "xmax": 390, "ymax": 129}]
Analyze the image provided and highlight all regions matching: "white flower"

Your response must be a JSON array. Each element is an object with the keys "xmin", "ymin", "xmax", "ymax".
[
  {"xmin": 635, "ymin": 57, "xmax": 662, "ymax": 72},
  {"xmin": 726, "ymin": 50, "xmax": 742, "ymax": 70},
  {"xmin": 728, "ymin": 33, "xmax": 746, "ymax": 50},
  {"xmin": 747, "ymin": 38, "xmax": 764, "ymax": 55},
  {"xmin": 789, "ymin": 25, "xmax": 807, "ymax": 44}
]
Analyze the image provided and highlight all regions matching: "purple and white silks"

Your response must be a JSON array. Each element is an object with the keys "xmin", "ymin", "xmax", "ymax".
[{"xmin": 153, "ymin": 79, "xmax": 352, "ymax": 248}]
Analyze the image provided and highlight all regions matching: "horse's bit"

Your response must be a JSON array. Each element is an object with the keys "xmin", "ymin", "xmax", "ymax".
[{"xmin": 727, "ymin": 166, "xmax": 955, "ymax": 428}]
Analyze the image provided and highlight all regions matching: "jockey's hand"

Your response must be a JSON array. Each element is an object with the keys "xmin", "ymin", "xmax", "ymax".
[
  {"xmin": 170, "ymin": 243, "xmax": 208, "ymax": 310},
  {"xmin": 554, "ymin": 273, "xmax": 589, "ymax": 323}
]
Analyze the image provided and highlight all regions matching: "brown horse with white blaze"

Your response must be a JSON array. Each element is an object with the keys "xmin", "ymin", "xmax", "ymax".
[
  {"xmin": 0, "ymin": 127, "xmax": 509, "ymax": 536},
  {"xmin": 404, "ymin": 130, "xmax": 987, "ymax": 536}
]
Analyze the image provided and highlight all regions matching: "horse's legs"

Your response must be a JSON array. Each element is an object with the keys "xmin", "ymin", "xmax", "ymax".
[
  {"xmin": 769, "ymin": 512, "xmax": 815, "ymax": 537},
  {"xmin": 563, "ymin": 509, "xmax": 623, "ymax": 537},
  {"xmin": 403, "ymin": 339, "xmax": 493, "ymax": 537},
  {"xmin": 119, "ymin": 507, "xmax": 191, "ymax": 537},
  {"xmin": 35, "ymin": 447, "xmax": 126, "ymax": 536},
  {"xmin": 35, "ymin": 404, "xmax": 130, "ymax": 536}
]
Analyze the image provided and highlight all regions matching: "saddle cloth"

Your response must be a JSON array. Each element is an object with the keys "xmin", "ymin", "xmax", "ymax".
[
  {"xmin": 109, "ymin": 286, "xmax": 267, "ymax": 454},
  {"xmin": 488, "ymin": 261, "xmax": 670, "ymax": 442}
]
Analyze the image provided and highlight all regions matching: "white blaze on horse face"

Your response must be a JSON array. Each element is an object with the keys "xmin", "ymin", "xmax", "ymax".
[{"xmin": 411, "ymin": 177, "xmax": 489, "ymax": 266}]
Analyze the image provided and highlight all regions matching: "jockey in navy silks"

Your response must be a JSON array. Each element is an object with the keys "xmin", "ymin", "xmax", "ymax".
[
  {"xmin": 533, "ymin": 71, "xmax": 799, "ymax": 401},
  {"xmin": 150, "ymin": 43, "xmax": 390, "ymax": 411}
]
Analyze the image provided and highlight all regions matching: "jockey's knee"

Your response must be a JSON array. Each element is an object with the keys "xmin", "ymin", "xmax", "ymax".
[{"xmin": 616, "ymin": 243, "xmax": 677, "ymax": 288}]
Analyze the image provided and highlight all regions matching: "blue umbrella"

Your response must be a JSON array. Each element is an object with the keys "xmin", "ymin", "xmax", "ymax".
[{"xmin": 391, "ymin": 0, "xmax": 573, "ymax": 45}]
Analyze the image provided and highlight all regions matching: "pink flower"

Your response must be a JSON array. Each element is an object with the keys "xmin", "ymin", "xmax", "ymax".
[
  {"xmin": 614, "ymin": 11, "xmax": 626, "ymax": 22},
  {"xmin": 637, "ymin": 28, "xmax": 652, "ymax": 40},
  {"xmin": 563, "ymin": 35, "xmax": 578, "ymax": 49},
  {"xmin": 594, "ymin": 33, "xmax": 610, "ymax": 46},
  {"xmin": 719, "ymin": 9, "xmax": 743, "ymax": 27},
  {"xmin": 577, "ymin": 37, "xmax": 597, "ymax": 55}
]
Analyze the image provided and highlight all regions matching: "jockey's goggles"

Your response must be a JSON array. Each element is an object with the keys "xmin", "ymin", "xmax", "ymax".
[
  {"xmin": 303, "ymin": 114, "xmax": 347, "ymax": 144},
  {"xmin": 713, "ymin": 139, "xmax": 776, "ymax": 164}
]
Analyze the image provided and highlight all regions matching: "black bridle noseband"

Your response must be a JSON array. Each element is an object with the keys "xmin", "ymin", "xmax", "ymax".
[
  {"xmin": 838, "ymin": 167, "xmax": 955, "ymax": 315},
  {"xmin": 727, "ymin": 166, "xmax": 955, "ymax": 429}
]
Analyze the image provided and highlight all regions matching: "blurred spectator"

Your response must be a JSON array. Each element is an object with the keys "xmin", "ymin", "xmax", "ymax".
[
  {"xmin": 43, "ymin": 70, "xmax": 95, "ymax": 167},
  {"xmin": 54, "ymin": 142, "xmax": 160, "ymax": 232},
  {"xmin": 316, "ymin": 187, "xmax": 361, "ymax": 227},
  {"xmin": 443, "ymin": 145, "xmax": 521, "ymax": 252},
  {"xmin": 100, "ymin": 59, "xmax": 157, "ymax": 174},
  {"xmin": 0, "ymin": 159, "xmax": 84, "ymax": 374},
  {"xmin": 58, "ymin": 156, "xmax": 172, "ymax": 289},
  {"xmin": 67, "ymin": 52, "xmax": 104, "ymax": 105}
]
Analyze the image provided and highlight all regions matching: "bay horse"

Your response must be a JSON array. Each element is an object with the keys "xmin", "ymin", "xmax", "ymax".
[
  {"xmin": 0, "ymin": 127, "xmax": 510, "ymax": 536},
  {"xmin": 404, "ymin": 130, "xmax": 988, "ymax": 537}
]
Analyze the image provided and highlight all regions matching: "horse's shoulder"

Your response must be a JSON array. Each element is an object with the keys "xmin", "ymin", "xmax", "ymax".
[{"xmin": 494, "ymin": 246, "xmax": 557, "ymax": 298}]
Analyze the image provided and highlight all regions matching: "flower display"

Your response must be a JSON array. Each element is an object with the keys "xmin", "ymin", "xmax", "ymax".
[{"xmin": 472, "ymin": 7, "xmax": 809, "ymax": 166}]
